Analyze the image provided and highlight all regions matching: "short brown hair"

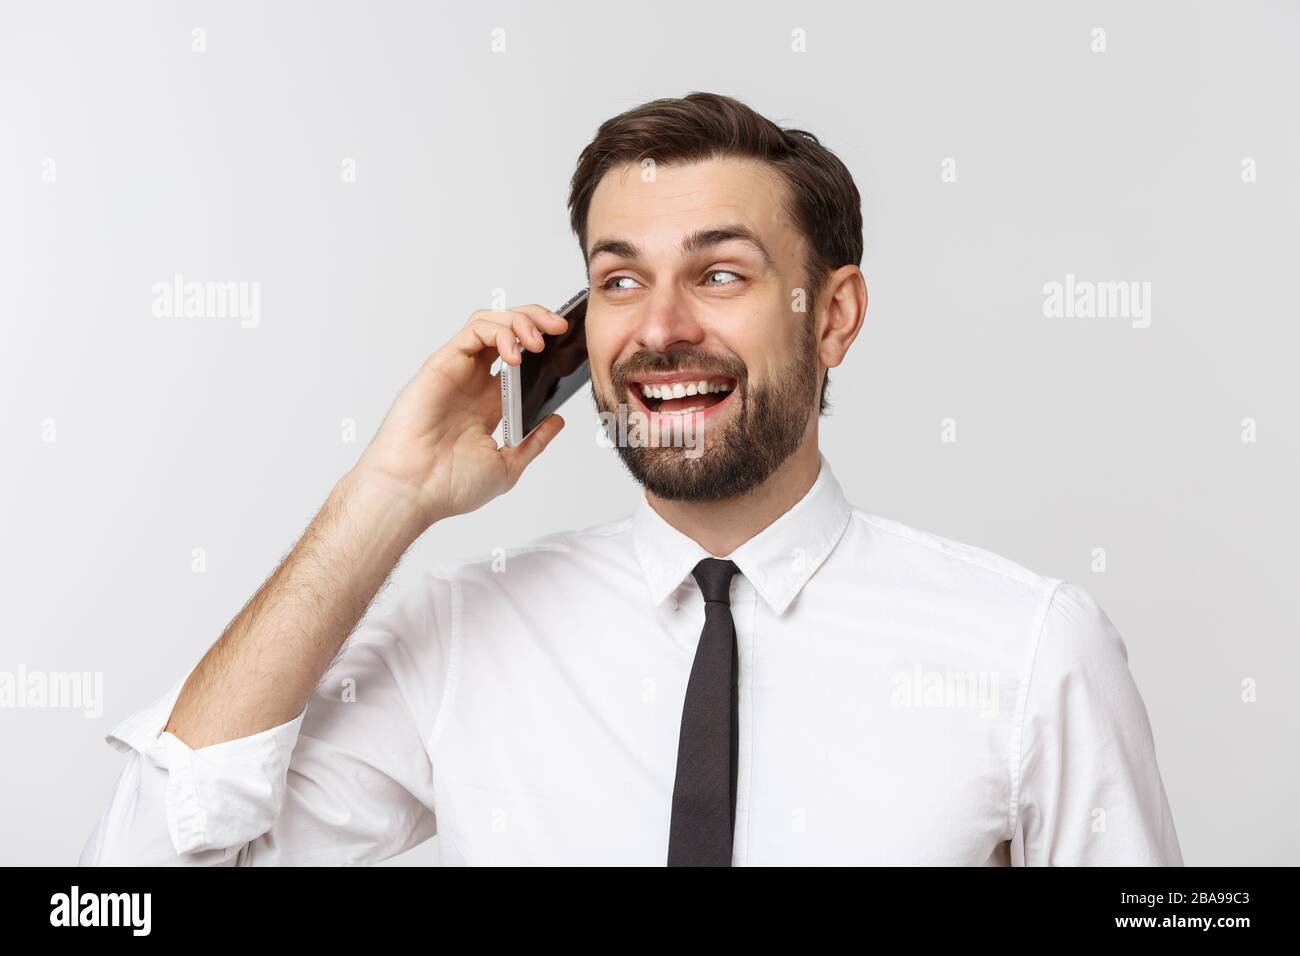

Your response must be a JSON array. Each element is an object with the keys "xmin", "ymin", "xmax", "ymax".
[{"xmin": 568, "ymin": 91, "xmax": 863, "ymax": 414}]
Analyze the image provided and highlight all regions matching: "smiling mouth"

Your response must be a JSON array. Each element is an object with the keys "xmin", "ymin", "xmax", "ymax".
[{"xmin": 628, "ymin": 375, "xmax": 737, "ymax": 415}]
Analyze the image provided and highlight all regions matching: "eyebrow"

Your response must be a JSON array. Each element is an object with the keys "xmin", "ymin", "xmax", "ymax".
[{"xmin": 586, "ymin": 224, "xmax": 776, "ymax": 276}]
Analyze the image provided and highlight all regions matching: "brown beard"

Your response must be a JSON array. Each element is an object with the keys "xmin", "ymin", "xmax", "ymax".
[{"xmin": 591, "ymin": 319, "xmax": 819, "ymax": 502}]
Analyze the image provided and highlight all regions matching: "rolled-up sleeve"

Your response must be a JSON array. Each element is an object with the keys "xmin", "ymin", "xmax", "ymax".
[
  {"xmin": 80, "ymin": 569, "xmax": 455, "ymax": 866},
  {"xmin": 1011, "ymin": 581, "xmax": 1183, "ymax": 866}
]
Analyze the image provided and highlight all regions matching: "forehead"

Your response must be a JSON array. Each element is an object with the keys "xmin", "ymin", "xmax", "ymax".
[{"xmin": 585, "ymin": 156, "xmax": 799, "ymax": 263}]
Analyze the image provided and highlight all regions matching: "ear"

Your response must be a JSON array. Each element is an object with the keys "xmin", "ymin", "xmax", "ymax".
[{"xmin": 816, "ymin": 265, "xmax": 867, "ymax": 370}]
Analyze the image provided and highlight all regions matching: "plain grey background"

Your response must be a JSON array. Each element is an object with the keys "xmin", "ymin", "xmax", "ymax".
[{"xmin": 1, "ymin": 0, "xmax": 1296, "ymax": 866}]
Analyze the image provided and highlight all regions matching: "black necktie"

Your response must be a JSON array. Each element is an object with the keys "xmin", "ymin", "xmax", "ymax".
[{"xmin": 668, "ymin": 558, "xmax": 741, "ymax": 866}]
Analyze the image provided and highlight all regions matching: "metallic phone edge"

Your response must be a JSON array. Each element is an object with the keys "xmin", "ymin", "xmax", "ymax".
[{"xmin": 500, "ymin": 289, "xmax": 589, "ymax": 448}]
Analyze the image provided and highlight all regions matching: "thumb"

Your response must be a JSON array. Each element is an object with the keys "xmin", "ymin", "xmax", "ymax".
[{"xmin": 502, "ymin": 413, "xmax": 565, "ymax": 485}]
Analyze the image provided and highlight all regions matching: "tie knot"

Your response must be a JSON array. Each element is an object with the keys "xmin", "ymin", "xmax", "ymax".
[{"xmin": 692, "ymin": 558, "xmax": 739, "ymax": 606}]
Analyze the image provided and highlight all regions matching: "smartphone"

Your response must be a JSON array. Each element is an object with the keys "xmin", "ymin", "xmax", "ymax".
[{"xmin": 500, "ymin": 288, "xmax": 590, "ymax": 447}]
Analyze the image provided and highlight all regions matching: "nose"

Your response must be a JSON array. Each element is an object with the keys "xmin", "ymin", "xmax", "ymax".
[{"xmin": 633, "ymin": 287, "xmax": 706, "ymax": 355}]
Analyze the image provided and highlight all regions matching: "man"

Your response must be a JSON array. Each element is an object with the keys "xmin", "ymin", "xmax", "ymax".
[{"xmin": 80, "ymin": 92, "xmax": 1182, "ymax": 866}]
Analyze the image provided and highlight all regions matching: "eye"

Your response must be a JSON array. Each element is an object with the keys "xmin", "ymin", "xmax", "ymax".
[
  {"xmin": 600, "ymin": 270, "xmax": 743, "ymax": 293},
  {"xmin": 600, "ymin": 275, "xmax": 641, "ymax": 293}
]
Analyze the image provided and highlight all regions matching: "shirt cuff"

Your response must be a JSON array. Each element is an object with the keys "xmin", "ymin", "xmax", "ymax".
[{"xmin": 104, "ymin": 668, "xmax": 308, "ymax": 855}]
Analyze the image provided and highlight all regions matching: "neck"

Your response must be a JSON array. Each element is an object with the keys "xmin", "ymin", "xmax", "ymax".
[{"xmin": 645, "ymin": 433, "xmax": 823, "ymax": 557}]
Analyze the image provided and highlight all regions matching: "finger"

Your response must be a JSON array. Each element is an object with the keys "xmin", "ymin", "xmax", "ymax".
[
  {"xmin": 506, "ymin": 310, "xmax": 547, "ymax": 353},
  {"xmin": 511, "ymin": 304, "xmax": 571, "ymax": 337},
  {"xmin": 494, "ymin": 306, "xmax": 568, "ymax": 354},
  {"xmin": 449, "ymin": 305, "xmax": 571, "ymax": 367},
  {"xmin": 470, "ymin": 306, "xmax": 569, "ymax": 348},
  {"xmin": 450, "ymin": 319, "xmax": 510, "ymax": 362},
  {"xmin": 502, "ymin": 413, "xmax": 565, "ymax": 485},
  {"xmin": 495, "ymin": 325, "xmax": 521, "ymax": 365}
]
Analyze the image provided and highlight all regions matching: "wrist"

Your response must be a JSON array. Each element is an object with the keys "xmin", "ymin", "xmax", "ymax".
[{"xmin": 334, "ymin": 467, "xmax": 440, "ymax": 546}]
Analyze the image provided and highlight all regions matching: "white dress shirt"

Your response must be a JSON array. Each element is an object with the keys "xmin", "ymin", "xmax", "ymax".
[{"xmin": 80, "ymin": 453, "xmax": 1183, "ymax": 866}]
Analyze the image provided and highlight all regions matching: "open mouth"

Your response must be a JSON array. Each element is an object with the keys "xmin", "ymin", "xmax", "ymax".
[{"xmin": 629, "ymin": 374, "xmax": 737, "ymax": 416}]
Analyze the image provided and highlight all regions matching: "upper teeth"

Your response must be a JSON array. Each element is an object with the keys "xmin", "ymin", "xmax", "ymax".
[{"xmin": 640, "ymin": 380, "xmax": 733, "ymax": 399}]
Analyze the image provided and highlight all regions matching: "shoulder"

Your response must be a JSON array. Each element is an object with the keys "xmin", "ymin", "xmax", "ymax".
[
  {"xmin": 838, "ymin": 511, "xmax": 1140, "ymax": 729},
  {"xmin": 1030, "ymin": 580, "xmax": 1129, "ymax": 677},
  {"xmin": 838, "ymin": 509, "xmax": 1123, "ymax": 666},
  {"xmin": 847, "ymin": 507, "xmax": 1058, "ymax": 601},
  {"xmin": 429, "ymin": 514, "xmax": 636, "ymax": 595}
]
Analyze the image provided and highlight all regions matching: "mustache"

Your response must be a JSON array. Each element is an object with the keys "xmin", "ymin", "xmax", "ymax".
[{"xmin": 610, "ymin": 348, "xmax": 748, "ymax": 390}]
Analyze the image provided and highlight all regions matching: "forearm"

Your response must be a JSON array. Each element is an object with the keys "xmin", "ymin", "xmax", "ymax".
[{"xmin": 164, "ymin": 467, "xmax": 429, "ymax": 749}]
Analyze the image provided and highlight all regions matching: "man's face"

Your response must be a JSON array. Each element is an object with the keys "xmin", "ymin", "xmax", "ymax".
[{"xmin": 585, "ymin": 157, "xmax": 820, "ymax": 501}]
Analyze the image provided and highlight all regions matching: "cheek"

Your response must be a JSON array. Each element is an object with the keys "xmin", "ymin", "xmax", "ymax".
[
  {"xmin": 733, "ymin": 317, "xmax": 796, "ymax": 384},
  {"xmin": 583, "ymin": 326, "xmax": 624, "ymax": 389}
]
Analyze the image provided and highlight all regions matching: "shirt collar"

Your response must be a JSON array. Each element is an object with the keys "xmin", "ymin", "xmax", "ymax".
[{"xmin": 631, "ymin": 451, "xmax": 853, "ymax": 616}]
